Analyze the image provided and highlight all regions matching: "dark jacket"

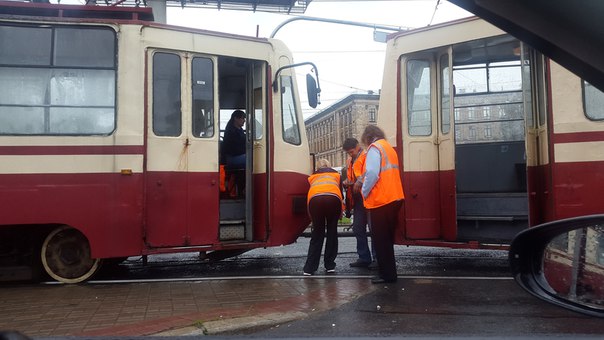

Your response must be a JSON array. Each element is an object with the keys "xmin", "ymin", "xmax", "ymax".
[{"xmin": 223, "ymin": 123, "xmax": 246, "ymax": 157}]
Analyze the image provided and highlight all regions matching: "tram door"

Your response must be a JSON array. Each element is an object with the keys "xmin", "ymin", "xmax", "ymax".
[
  {"xmin": 522, "ymin": 47, "xmax": 552, "ymax": 226},
  {"xmin": 145, "ymin": 50, "xmax": 219, "ymax": 247},
  {"xmin": 451, "ymin": 36, "xmax": 529, "ymax": 243},
  {"xmin": 401, "ymin": 48, "xmax": 456, "ymax": 240},
  {"xmin": 217, "ymin": 57, "xmax": 266, "ymax": 243}
]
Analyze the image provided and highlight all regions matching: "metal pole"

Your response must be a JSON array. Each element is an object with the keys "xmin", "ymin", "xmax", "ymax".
[{"xmin": 270, "ymin": 15, "xmax": 409, "ymax": 39}]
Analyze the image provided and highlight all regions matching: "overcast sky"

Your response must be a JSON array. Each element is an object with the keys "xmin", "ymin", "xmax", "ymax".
[{"xmin": 166, "ymin": 1, "xmax": 471, "ymax": 119}]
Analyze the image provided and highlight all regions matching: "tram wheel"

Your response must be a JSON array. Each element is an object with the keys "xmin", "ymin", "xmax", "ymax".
[{"xmin": 41, "ymin": 226, "xmax": 100, "ymax": 283}]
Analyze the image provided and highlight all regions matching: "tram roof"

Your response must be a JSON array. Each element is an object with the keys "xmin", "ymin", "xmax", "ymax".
[{"xmin": 0, "ymin": 0, "xmax": 154, "ymax": 21}]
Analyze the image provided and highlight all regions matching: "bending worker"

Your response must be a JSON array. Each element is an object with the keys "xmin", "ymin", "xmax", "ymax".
[{"xmin": 303, "ymin": 159, "xmax": 344, "ymax": 276}]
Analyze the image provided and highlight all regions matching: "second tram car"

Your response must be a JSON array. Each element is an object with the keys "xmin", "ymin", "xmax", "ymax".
[
  {"xmin": 378, "ymin": 17, "xmax": 604, "ymax": 248},
  {"xmin": 0, "ymin": 1, "xmax": 319, "ymax": 282}
]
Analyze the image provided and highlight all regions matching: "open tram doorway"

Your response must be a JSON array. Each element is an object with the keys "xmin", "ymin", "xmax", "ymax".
[
  {"xmin": 217, "ymin": 56, "xmax": 266, "ymax": 243},
  {"xmin": 144, "ymin": 52, "xmax": 266, "ymax": 249},
  {"xmin": 450, "ymin": 35, "xmax": 529, "ymax": 243}
]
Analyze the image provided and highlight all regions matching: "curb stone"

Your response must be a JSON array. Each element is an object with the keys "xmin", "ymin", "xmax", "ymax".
[{"xmin": 152, "ymin": 312, "xmax": 308, "ymax": 336}]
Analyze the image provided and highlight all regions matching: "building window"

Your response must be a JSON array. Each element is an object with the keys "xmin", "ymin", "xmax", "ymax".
[
  {"xmin": 369, "ymin": 107, "xmax": 376, "ymax": 122},
  {"xmin": 469, "ymin": 126, "xmax": 476, "ymax": 140},
  {"xmin": 468, "ymin": 107, "xmax": 476, "ymax": 120}
]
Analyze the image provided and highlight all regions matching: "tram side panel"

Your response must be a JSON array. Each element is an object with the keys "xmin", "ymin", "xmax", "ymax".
[
  {"xmin": 0, "ymin": 22, "xmax": 145, "ymax": 260},
  {"xmin": 548, "ymin": 61, "xmax": 604, "ymax": 220},
  {"xmin": 378, "ymin": 18, "xmax": 604, "ymax": 248},
  {"xmin": 378, "ymin": 19, "xmax": 537, "ymax": 246},
  {"xmin": 267, "ymin": 54, "xmax": 313, "ymax": 246}
]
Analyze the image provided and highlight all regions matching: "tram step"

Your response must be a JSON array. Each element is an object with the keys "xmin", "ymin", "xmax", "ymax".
[
  {"xmin": 457, "ymin": 215, "xmax": 528, "ymax": 221},
  {"xmin": 220, "ymin": 224, "xmax": 245, "ymax": 240},
  {"xmin": 220, "ymin": 219, "xmax": 245, "ymax": 225}
]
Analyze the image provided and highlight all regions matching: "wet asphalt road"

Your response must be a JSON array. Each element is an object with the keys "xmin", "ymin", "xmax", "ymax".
[
  {"xmin": 230, "ymin": 277, "xmax": 604, "ymax": 338},
  {"xmin": 9, "ymin": 233, "xmax": 604, "ymax": 337},
  {"xmin": 92, "ymin": 234, "xmax": 510, "ymax": 281},
  {"xmin": 91, "ymin": 235, "xmax": 604, "ymax": 337}
]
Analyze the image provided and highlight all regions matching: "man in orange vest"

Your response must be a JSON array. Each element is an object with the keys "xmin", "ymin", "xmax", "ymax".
[
  {"xmin": 360, "ymin": 125, "xmax": 405, "ymax": 284},
  {"xmin": 303, "ymin": 159, "xmax": 344, "ymax": 276},
  {"xmin": 342, "ymin": 138, "xmax": 376, "ymax": 269}
]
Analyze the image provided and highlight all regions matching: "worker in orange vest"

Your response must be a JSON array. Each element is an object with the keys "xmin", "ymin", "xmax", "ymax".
[
  {"xmin": 303, "ymin": 159, "xmax": 344, "ymax": 276},
  {"xmin": 342, "ymin": 137, "xmax": 376, "ymax": 269},
  {"xmin": 360, "ymin": 125, "xmax": 405, "ymax": 284}
]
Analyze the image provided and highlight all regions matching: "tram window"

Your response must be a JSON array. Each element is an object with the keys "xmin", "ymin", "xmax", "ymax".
[
  {"xmin": 253, "ymin": 63, "xmax": 264, "ymax": 140},
  {"xmin": 54, "ymin": 28, "xmax": 115, "ymax": 68},
  {"xmin": 489, "ymin": 61, "xmax": 522, "ymax": 91},
  {"xmin": 0, "ymin": 25, "xmax": 51, "ymax": 65},
  {"xmin": 582, "ymin": 80, "xmax": 604, "ymax": 121},
  {"xmin": 454, "ymin": 64, "xmax": 488, "ymax": 94},
  {"xmin": 453, "ymin": 60, "xmax": 524, "ymax": 145},
  {"xmin": 153, "ymin": 52, "xmax": 182, "ymax": 137},
  {"xmin": 0, "ymin": 25, "xmax": 116, "ymax": 135},
  {"xmin": 192, "ymin": 57, "xmax": 214, "ymax": 138},
  {"xmin": 407, "ymin": 59, "xmax": 432, "ymax": 136},
  {"xmin": 280, "ymin": 75, "xmax": 301, "ymax": 145}
]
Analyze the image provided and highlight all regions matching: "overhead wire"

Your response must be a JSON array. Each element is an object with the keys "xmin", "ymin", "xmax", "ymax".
[{"xmin": 428, "ymin": 0, "xmax": 441, "ymax": 26}]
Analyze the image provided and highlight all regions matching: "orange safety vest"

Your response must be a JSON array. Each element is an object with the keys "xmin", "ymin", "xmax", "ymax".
[
  {"xmin": 346, "ymin": 150, "xmax": 367, "ymax": 184},
  {"xmin": 219, "ymin": 165, "xmax": 226, "ymax": 192},
  {"xmin": 307, "ymin": 171, "xmax": 343, "ymax": 205},
  {"xmin": 363, "ymin": 139, "xmax": 405, "ymax": 209},
  {"xmin": 345, "ymin": 150, "xmax": 367, "ymax": 207}
]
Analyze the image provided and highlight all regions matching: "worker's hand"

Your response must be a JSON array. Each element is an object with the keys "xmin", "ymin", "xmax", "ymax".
[{"xmin": 353, "ymin": 181, "xmax": 362, "ymax": 193}]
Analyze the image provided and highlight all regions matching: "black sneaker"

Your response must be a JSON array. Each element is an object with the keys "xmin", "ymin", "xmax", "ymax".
[{"xmin": 349, "ymin": 260, "xmax": 371, "ymax": 268}]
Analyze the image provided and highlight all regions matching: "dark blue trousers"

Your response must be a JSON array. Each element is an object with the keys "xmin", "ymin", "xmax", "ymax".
[
  {"xmin": 352, "ymin": 193, "xmax": 372, "ymax": 263},
  {"xmin": 368, "ymin": 200, "xmax": 403, "ymax": 281},
  {"xmin": 304, "ymin": 195, "xmax": 341, "ymax": 273}
]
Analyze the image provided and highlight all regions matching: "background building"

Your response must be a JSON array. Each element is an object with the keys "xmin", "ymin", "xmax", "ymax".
[{"xmin": 305, "ymin": 93, "xmax": 379, "ymax": 168}]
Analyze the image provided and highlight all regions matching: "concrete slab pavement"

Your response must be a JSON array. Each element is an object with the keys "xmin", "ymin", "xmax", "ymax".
[{"xmin": 0, "ymin": 277, "xmax": 375, "ymax": 337}]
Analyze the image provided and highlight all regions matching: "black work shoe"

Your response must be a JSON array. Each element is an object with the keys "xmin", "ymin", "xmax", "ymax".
[
  {"xmin": 349, "ymin": 260, "xmax": 371, "ymax": 268},
  {"xmin": 368, "ymin": 261, "xmax": 378, "ymax": 270},
  {"xmin": 371, "ymin": 277, "xmax": 397, "ymax": 284}
]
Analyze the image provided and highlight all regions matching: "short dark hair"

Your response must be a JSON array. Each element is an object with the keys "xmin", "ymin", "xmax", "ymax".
[{"xmin": 342, "ymin": 137, "xmax": 359, "ymax": 151}]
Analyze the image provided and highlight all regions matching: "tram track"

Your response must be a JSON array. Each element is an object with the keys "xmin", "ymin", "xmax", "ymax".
[
  {"xmin": 2, "ymin": 242, "xmax": 510, "ymax": 284},
  {"xmin": 41, "ymin": 274, "xmax": 513, "ymax": 285},
  {"xmin": 110, "ymin": 249, "xmax": 507, "ymax": 268}
]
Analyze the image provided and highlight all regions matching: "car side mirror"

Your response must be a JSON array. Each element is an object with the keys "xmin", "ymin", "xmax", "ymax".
[{"xmin": 509, "ymin": 214, "xmax": 604, "ymax": 317}]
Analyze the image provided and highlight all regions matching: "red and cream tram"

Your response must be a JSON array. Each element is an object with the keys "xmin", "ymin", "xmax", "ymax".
[
  {"xmin": 378, "ymin": 17, "xmax": 604, "ymax": 248},
  {"xmin": 0, "ymin": 1, "xmax": 318, "ymax": 282}
]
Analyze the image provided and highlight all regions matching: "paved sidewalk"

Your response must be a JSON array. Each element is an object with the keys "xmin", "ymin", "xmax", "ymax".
[{"xmin": 0, "ymin": 278, "xmax": 375, "ymax": 337}]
